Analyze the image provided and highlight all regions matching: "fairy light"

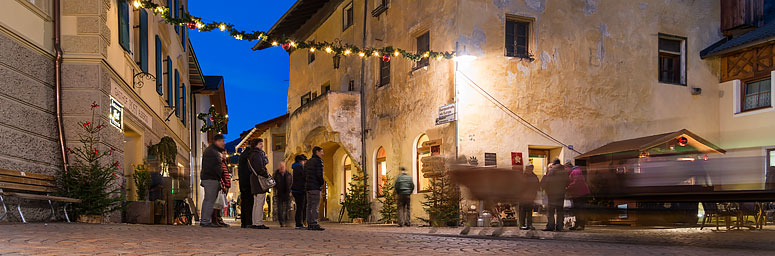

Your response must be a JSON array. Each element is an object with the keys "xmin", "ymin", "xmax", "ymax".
[
  {"xmin": 218, "ymin": 24, "xmax": 226, "ymax": 31},
  {"xmin": 423, "ymin": 52, "xmax": 430, "ymax": 58},
  {"xmin": 325, "ymin": 47, "xmax": 333, "ymax": 53},
  {"xmin": 436, "ymin": 55, "xmax": 443, "ymax": 60},
  {"xmin": 271, "ymin": 41, "xmax": 278, "ymax": 46},
  {"xmin": 358, "ymin": 52, "xmax": 365, "ymax": 57},
  {"xmin": 393, "ymin": 50, "xmax": 400, "ymax": 56},
  {"xmin": 309, "ymin": 47, "xmax": 316, "ymax": 52},
  {"xmin": 344, "ymin": 49, "xmax": 352, "ymax": 55},
  {"xmin": 155, "ymin": 6, "xmax": 164, "ymax": 14},
  {"xmin": 132, "ymin": 0, "xmax": 141, "ymax": 8},
  {"xmin": 234, "ymin": 35, "xmax": 242, "ymax": 40},
  {"xmin": 289, "ymin": 41, "xmax": 296, "ymax": 47},
  {"xmin": 196, "ymin": 22, "xmax": 204, "ymax": 30},
  {"xmin": 372, "ymin": 51, "xmax": 380, "ymax": 56}
]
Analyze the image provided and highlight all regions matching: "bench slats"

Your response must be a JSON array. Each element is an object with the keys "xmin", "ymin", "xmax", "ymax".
[
  {"xmin": 0, "ymin": 168, "xmax": 55, "ymax": 181},
  {"xmin": 0, "ymin": 181, "xmax": 56, "ymax": 193},
  {"xmin": 1, "ymin": 192, "xmax": 81, "ymax": 203},
  {"xmin": 0, "ymin": 175, "xmax": 56, "ymax": 187}
]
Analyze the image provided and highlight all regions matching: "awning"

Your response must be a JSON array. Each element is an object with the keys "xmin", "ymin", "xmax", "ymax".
[{"xmin": 576, "ymin": 129, "xmax": 725, "ymax": 159}]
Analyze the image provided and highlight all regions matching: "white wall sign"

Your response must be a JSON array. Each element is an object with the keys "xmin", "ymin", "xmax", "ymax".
[
  {"xmin": 110, "ymin": 81, "xmax": 154, "ymax": 129},
  {"xmin": 435, "ymin": 103, "xmax": 457, "ymax": 125},
  {"xmin": 109, "ymin": 96, "xmax": 123, "ymax": 130}
]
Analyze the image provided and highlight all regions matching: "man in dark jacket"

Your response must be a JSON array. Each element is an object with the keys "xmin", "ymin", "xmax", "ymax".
[
  {"xmin": 305, "ymin": 146, "xmax": 325, "ymax": 231},
  {"xmin": 541, "ymin": 159, "xmax": 570, "ymax": 231},
  {"xmin": 291, "ymin": 154, "xmax": 308, "ymax": 229},
  {"xmin": 273, "ymin": 162, "xmax": 293, "ymax": 227},
  {"xmin": 237, "ymin": 140, "xmax": 255, "ymax": 228},
  {"xmin": 394, "ymin": 168, "xmax": 414, "ymax": 227},
  {"xmin": 247, "ymin": 139, "xmax": 270, "ymax": 229},
  {"xmin": 519, "ymin": 163, "xmax": 539, "ymax": 230},
  {"xmin": 200, "ymin": 134, "xmax": 226, "ymax": 227}
]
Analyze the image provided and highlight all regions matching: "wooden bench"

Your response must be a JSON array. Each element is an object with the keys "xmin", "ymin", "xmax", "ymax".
[{"xmin": 0, "ymin": 168, "xmax": 81, "ymax": 223}]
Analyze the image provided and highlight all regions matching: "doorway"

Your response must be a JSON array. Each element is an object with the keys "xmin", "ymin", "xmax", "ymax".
[
  {"xmin": 123, "ymin": 127, "xmax": 143, "ymax": 201},
  {"xmin": 766, "ymin": 149, "xmax": 775, "ymax": 190}
]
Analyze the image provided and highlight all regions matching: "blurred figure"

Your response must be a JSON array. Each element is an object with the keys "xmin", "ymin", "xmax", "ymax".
[
  {"xmin": 541, "ymin": 159, "xmax": 569, "ymax": 231},
  {"xmin": 199, "ymin": 134, "xmax": 226, "ymax": 228},
  {"xmin": 248, "ymin": 139, "xmax": 270, "ymax": 229},
  {"xmin": 395, "ymin": 167, "xmax": 415, "ymax": 227},
  {"xmin": 291, "ymin": 154, "xmax": 308, "ymax": 229},
  {"xmin": 273, "ymin": 162, "xmax": 292, "ymax": 227},
  {"xmin": 211, "ymin": 151, "xmax": 231, "ymax": 227},
  {"xmin": 519, "ymin": 164, "xmax": 539, "ymax": 230},
  {"xmin": 566, "ymin": 165, "xmax": 590, "ymax": 230},
  {"xmin": 237, "ymin": 141, "xmax": 255, "ymax": 228},
  {"xmin": 305, "ymin": 146, "xmax": 326, "ymax": 231}
]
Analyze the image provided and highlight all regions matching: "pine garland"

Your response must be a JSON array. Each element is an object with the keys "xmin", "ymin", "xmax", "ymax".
[
  {"xmin": 377, "ymin": 175, "xmax": 398, "ymax": 223},
  {"xmin": 131, "ymin": 0, "xmax": 456, "ymax": 61}
]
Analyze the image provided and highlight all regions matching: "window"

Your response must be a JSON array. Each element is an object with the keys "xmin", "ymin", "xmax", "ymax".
[
  {"xmin": 300, "ymin": 92, "xmax": 311, "ymax": 106},
  {"xmin": 174, "ymin": 0, "xmax": 179, "ymax": 33},
  {"xmin": 138, "ymin": 9, "xmax": 149, "ymax": 72},
  {"xmin": 272, "ymin": 134, "xmax": 286, "ymax": 151},
  {"xmin": 415, "ymin": 134, "xmax": 431, "ymax": 192},
  {"xmin": 343, "ymin": 156, "xmax": 354, "ymax": 194},
  {"xmin": 505, "ymin": 19, "xmax": 529, "ymax": 58},
  {"xmin": 742, "ymin": 78, "xmax": 771, "ymax": 111},
  {"xmin": 166, "ymin": 56, "xmax": 173, "ymax": 106},
  {"xmin": 181, "ymin": 84, "xmax": 186, "ymax": 125},
  {"xmin": 155, "ymin": 36, "xmax": 163, "ymax": 96},
  {"xmin": 322, "ymin": 84, "xmax": 331, "ymax": 94},
  {"xmin": 375, "ymin": 147, "xmax": 387, "ymax": 197},
  {"xmin": 174, "ymin": 69, "xmax": 180, "ymax": 117},
  {"xmin": 308, "ymin": 50, "xmax": 316, "ymax": 64},
  {"xmin": 415, "ymin": 32, "xmax": 430, "ymax": 69},
  {"xmin": 343, "ymin": 2, "xmax": 354, "ymax": 31},
  {"xmin": 25, "ymin": 0, "xmax": 52, "ymax": 16},
  {"xmin": 118, "ymin": 0, "xmax": 130, "ymax": 52},
  {"xmin": 372, "ymin": 0, "xmax": 388, "ymax": 17},
  {"xmin": 348, "ymin": 80, "xmax": 355, "ymax": 91},
  {"xmin": 658, "ymin": 35, "xmax": 686, "ymax": 85},
  {"xmin": 311, "ymin": 92, "xmax": 318, "ymax": 99},
  {"xmin": 379, "ymin": 58, "xmax": 390, "ymax": 87}
]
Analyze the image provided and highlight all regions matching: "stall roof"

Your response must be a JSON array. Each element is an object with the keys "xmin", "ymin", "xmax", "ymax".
[
  {"xmin": 252, "ymin": 0, "xmax": 341, "ymax": 50},
  {"xmin": 235, "ymin": 114, "xmax": 289, "ymax": 150},
  {"xmin": 575, "ymin": 129, "xmax": 725, "ymax": 159}
]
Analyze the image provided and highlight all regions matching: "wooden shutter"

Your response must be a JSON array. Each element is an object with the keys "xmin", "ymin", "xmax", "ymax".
[
  {"xmin": 416, "ymin": 32, "xmax": 429, "ymax": 67},
  {"xmin": 721, "ymin": 0, "xmax": 764, "ymax": 35},
  {"xmin": 118, "ymin": 1, "xmax": 130, "ymax": 51},
  {"xmin": 167, "ymin": 56, "xmax": 173, "ymax": 106},
  {"xmin": 174, "ymin": 70, "xmax": 180, "ymax": 117},
  {"xmin": 182, "ymin": 84, "xmax": 186, "ymax": 125},
  {"xmin": 379, "ymin": 59, "xmax": 390, "ymax": 86},
  {"xmin": 174, "ymin": 0, "xmax": 179, "ymax": 33},
  {"xmin": 155, "ymin": 36, "xmax": 163, "ymax": 95},
  {"xmin": 139, "ymin": 9, "xmax": 149, "ymax": 72}
]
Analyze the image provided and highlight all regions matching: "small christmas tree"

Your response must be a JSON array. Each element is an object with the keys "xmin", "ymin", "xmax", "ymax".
[
  {"xmin": 56, "ymin": 102, "xmax": 125, "ymax": 217},
  {"xmin": 343, "ymin": 172, "xmax": 371, "ymax": 220},
  {"xmin": 420, "ymin": 171, "xmax": 461, "ymax": 227},
  {"xmin": 377, "ymin": 175, "xmax": 397, "ymax": 223}
]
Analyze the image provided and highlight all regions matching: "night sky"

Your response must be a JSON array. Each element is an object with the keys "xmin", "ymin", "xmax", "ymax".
[{"xmin": 188, "ymin": 0, "xmax": 295, "ymax": 141}]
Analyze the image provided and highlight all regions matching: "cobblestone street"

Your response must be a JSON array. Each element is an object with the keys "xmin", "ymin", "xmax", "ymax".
[{"xmin": 1, "ymin": 222, "xmax": 774, "ymax": 255}]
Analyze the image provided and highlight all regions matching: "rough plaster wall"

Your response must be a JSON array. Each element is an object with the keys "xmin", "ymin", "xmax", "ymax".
[{"xmin": 456, "ymin": 0, "xmax": 722, "ymax": 167}]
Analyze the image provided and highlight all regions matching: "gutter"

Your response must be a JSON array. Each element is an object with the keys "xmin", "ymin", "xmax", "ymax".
[
  {"xmin": 360, "ymin": 0, "xmax": 369, "ymax": 205},
  {"xmin": 54, "ymin": 0, "xmax": 68, "ymax": 173}
]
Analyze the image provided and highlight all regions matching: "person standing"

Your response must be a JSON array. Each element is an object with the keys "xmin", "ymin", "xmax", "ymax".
[
  {"xmin": 248, "ymin": 139, "xmax": 270, "ymax": 229},
  {"xmin": 291, "ymin": 154, "xmax": 308, "ymax": 229},
  {"xmin": 305, "ymin": 147, "xmax": 325, "ymax": 231},
  {"xmin": 541, "ymin": 159, "xmax": 569, "ymax": 231},
  {"xmin": 394, "ymin": 168, "xmax": 415, "ymax": 227},
  {"xmin": 519, "ymin": 164, "xmax": 539, "ymax": 230},
  {"xmin": 237, "ymin": 141, "xmax": 255, "ymax": 228},
  {"xmin": 566, "ymin": 165, "xmax": 590, "ymax": 230},
  {"xmin": 273, "ymin": 162, "xmax": 293, "ymax": 227},
  {"xmin": 200, "ymin": 134, "xmax": 226, "ymax": 228},
  {"xmin": 212, "ymin": 151, "xmax": 231, "ymax": 227}
]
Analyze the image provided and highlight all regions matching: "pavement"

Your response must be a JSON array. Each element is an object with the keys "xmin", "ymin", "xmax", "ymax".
[{"xmin": 1, "ymin": 220, "xmax": 774, "ymax": 255}]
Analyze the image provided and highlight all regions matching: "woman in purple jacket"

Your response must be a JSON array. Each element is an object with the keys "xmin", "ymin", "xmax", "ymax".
[{"xmin": 566, "ymin": 165, "xmax": 590, "ymax": 230}]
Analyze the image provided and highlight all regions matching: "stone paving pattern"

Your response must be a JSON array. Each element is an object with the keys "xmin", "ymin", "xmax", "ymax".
[{"xmin": 1, "ymin": 222, "xmax": 774, "ymax": 255}]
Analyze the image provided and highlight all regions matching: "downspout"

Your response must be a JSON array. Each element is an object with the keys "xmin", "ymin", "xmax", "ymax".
[
  {"xmin": 359, "ymin": 0, "xmax": 369, "ymax": 205},
  {"xmin": 54, "ymin": 0, "xmax": 68, "ymax": 173}
]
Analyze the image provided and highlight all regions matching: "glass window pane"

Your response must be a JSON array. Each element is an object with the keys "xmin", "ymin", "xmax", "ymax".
[
  {"xmin": 759, "ymin": 92, "xmax": 771, "ymax": 107},
  {"xmin": 769, "ymin": 150, "xmax": 775, "ymax": 167},
  {"xmin": 746, "ymin": 83, "xmax": 760, "ymax": 95},
  {"xmin": 659, "ymin": 38, "xmax": 681, "ymax": 53},
  {"xmin": 744, "ymin": 95, "xmax": 758, "ymax": 110},
  {"xmin": 761, "ymin": 79, "xmax": 771, "ymax": 92}
]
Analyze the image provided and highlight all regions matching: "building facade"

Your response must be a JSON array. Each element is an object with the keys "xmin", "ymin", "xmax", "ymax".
[
  {"xmin": 0, "ymin": 0, "xmax": 215, "ymax": 222},
  {"xmin": 254, "ymin": 0, "xmax": 762, "ymax": 222}
]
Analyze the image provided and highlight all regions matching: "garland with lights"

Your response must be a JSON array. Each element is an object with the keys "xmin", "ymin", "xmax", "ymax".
[
  {"xmin": 132, "ymin": 0, "xmax": 456, "ymax": 62},
  {"xmin": 197, "ymin": 106, "xmax": 227, "ymax": 134}
]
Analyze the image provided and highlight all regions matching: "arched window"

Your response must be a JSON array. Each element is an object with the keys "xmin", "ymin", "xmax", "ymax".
[
  {"xmin": 375, "ymin": 147, "xmax": 387, "ymax": 196},
  {"xmin": 343, "ymin": 155, "xmax": 353, "ymax": 194},
  {"xmin": 415, "ymin": 134, "xmax": 431, "ymax": 192}
]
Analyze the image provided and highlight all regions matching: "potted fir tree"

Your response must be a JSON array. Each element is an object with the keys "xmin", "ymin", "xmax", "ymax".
[
  {"xmin": 126, "ymin": 163, "xmax": 154, "ymax": 224},
  {"xmin": 56, "ymin": 102, "xmax": 124, "ymax": 223},
  {"xmin": 343, "ymin": 172, "xmax": 371, "ymax": 223},
  {"xmin": 378, "ymin": 175, "xmax": 398, "ymax": 224}
]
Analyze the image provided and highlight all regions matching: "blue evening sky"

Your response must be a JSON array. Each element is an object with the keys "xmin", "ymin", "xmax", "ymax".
[{"xmin": 188, "ymin": 0, "xmax": 295, "ymax": 142}]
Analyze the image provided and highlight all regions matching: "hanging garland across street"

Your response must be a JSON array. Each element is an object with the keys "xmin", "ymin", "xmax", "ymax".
[
  {"xmin": 132, "ymin": 0, "xmax": 456, "ymax": 62},
  {"xmin": 197, "ymin": 106, "xmax": 227, "ymax": 134}
]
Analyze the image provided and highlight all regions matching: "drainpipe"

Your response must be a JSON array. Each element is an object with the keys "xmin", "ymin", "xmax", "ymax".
[
  {"xmin": 359, "ymin": 0, "xmax": 369, "ymax": 204},
  {"xmin": 54, "ymin": 0, "xmax": 68, "ymax": 173}
]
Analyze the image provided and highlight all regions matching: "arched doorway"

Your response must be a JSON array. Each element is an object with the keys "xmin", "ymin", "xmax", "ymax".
[
  {"xmin": 343, "ymin": 155, "xmax": 354, "ymax": 194},
  {"xmin": 375, "ymin": 147, "xmax": 387, "ymax": 197},
  {"xmin": 414, "ymin": 134, "xmax": 433, "ymax": 193}
]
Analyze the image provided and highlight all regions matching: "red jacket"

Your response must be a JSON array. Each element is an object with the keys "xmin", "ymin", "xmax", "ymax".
[
  {"xmin": 220, "ymin": 160, "xmax": 231, "ymax": 190},
  {"xmin": 566, "ymin": 167, "xmax": 590, "ymax": 198}
]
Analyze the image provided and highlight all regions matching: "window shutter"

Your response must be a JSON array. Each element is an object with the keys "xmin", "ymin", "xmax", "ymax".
[
  {"xmin": 118, "ymin": 1, "xmax": 130, "ymax": 52},
  {"xmin": 155, "ymin": 36, "xmax": 163, "ymax": 95},
  {"xmin": 139, "ymin": 9, "xmax": 149, "ymax": 72},
  {"xmin": 181, "ymin": 84, "xmax": 186, "ymax": 125},
  {"xmin": 167, "ymin": 56, "xmax": 173, "ymax": 106},
  {"xmin": 174, "ymin": 69, "xmax": 180, "ymax": 117},
  {"xmin": 181, "ymin": 25, "xmax": 186, "ymax": 49},
  {"xmin": 174, "ymin": 0, "xmax": 179, "ymax": 33},
  {"xmin": 505, "ymin": 21, "xmax": 514, "ymax": 56}
]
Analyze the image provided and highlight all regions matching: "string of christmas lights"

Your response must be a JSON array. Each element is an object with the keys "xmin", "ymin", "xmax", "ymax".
[{"xmin": 133, "ymin": 0, "xmax": 456, "ymax": 62}]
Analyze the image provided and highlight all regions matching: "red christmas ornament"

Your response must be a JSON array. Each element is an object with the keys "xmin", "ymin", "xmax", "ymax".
[
  {"xmin": 209, "ymin": 117, "xmax": 214, "ymax": 121},
  {"xmin": 677, "ymin": 136, "xmax": 688, "ymax": 147},
  {"xmin": 187, "ymin": 21, "xmax": 196, "ymax": 29},
  {"xmin": 382, "ymin": 54, "xmax": 391, "ymax": 62},
  {"xmin": 282, "ymin": 43, "xmax": 291, "ymax": 50}
]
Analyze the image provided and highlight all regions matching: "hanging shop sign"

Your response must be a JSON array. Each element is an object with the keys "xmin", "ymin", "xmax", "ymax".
[
  {"xmin": 435, "ymin": 103, "xmax": 457, "ymax": 125},
  {"xmin": 421, "ymin": 156, "xmax": 445, "ymax": 178},
  {"xmin": 485, "ymin": 152, "xmax": 497, "ymax": 166},
  {"xmin": 110, "ymin": 81, "xmax": 154, "ymax": 128},
  {"xmin": 109, "ymin": 96, "xmax": 124, "ymax": 130},
  {"xmin": 511, "ymin": 152, "xmax": 523, "ymax": 166}
]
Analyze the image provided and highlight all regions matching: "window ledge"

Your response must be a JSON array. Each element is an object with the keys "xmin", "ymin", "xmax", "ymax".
[
  {"xmin": 734, "ymin": 106, "xmax": 773, "ymax": 117},
  {"xmin": 658, "ymin": 81, "xmax": 687, "ymax": 86},
  {"xmin": 411, "ymin": 65, "xmax": 429, "ymax": 74}
]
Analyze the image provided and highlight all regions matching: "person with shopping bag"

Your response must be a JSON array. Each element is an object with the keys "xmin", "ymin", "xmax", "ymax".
[{"xmin": 246, "ymin": 139, "xmax": 275, "ymax": 229}]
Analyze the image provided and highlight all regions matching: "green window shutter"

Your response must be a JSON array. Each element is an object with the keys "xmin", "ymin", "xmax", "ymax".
[
  {"xmin": 167, "ymin": 56, "xmax": 173, "ymax": 106},
  {"xmin": 139, "ymin": 9, "xmax": 149, "ymax": 72},
  {"xmin": 118, "ymin": 1, "xmax": 130, "ymax": 52},
  {"xmin": 174, "ymin": 69, "xmax": 180, "ymax": 117},
  {"xmin": 155, "ymin": 36, "xmax": 163, "ymax": 95}
]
